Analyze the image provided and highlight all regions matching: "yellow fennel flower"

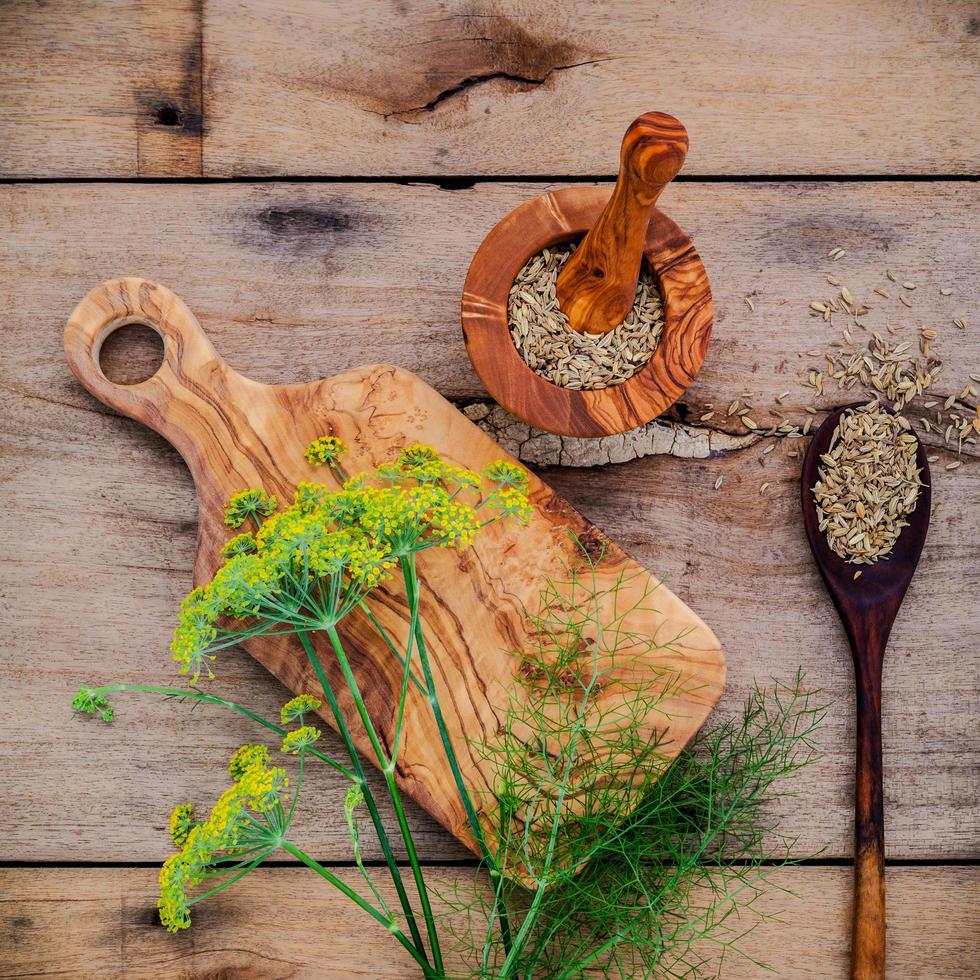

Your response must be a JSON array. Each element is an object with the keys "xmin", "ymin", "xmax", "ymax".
[
  {"xmin": 170, "ymin": 587, "xmax": 220, "ymax": 684},
  {"xmin": 484, "ymin": 460, "xmax": 530, "ymax": 493},
  {"xmin": 392, "ymin": 443, "xmax": 445, "ymax": 482},
  {"xmin": 157, "ymin": 751, "xmax": 287, "ymax": 932},
  {"xmin": 207, "ymin": 553, "xmax": 283, "ymax": 620},
  {"xmin": 281, "ymin": 725, "xmax": 321, "ymax": 754},
  {"xmin": 444, "ymin": 464, "xmax": 482, "ymax": 490},
  {"xmin": 158, "ymin": 849, "xmax": 198, "ymax": 932},
  {"xmin": 293, "ymin": 481, "xmax": 328, "ymax": 513},
  {"xmin": 494, "ymin": 486, "xmax": 532, "ymax": 523},
  {"xmin": 221, "ymin": 531, "xmax": 257, "ymax": 558},
  {"xmin": 430, "ymin": 498, "xmax": 481, "ymax": 547},
  {"xmin": 237, "ymin": 762, "xmax": 289, "ymax": 811},
  {"xmin": 228, "ymin": 744, "xmax": 269, "ymax": 781},
  {"xmin": 281, "ymin": 694, "xmax": 322, "ymax": 724},
  {"xmin": 168, "ymin": 803, "xmax": 197, "ymax": 848},
  {"xmin": 305, "ymin": 435, "xmax": 348, "ymax": 467},
  {"xmin": 224, "ymin": 488, "xmax": 277, "ymax": 528},
  {"xmin": 173, "ymin": 446, "xmax": 528, "ymax": 690}
]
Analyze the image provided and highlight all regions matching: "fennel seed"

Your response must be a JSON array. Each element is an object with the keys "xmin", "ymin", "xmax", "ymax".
[
  {"xmin": 812, "ymin": 400, "xmax": 924, "ymax": 565},
  {"xmin": 507, "ymin": 243, "xmax": 664, "ymax": 391}
]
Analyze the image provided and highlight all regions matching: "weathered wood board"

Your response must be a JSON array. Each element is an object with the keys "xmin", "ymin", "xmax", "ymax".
[
  {"xmin": 64, "ymin": 277, "xmax": 725, "ymax": 856},
  {"xmin": 202, "ymin": 0, "xmax": 980, "ymax": 177},
  {"xmin": 2, "ymin": 866, "xmax": 977, "ymax": 978},
  {"xmin": 3, "ymin": 2, "xmax": 977, "ymax": 973},
  {"xmin": 0, "ymin": 180, "xmax": 975, "ymax": 421},
  {"xmin": 0, "ymin": 182, "xmax": 976, "ymax": 863},
  {"xmin": 3, "ymin": 2, "xmax": 977, "ymax": 178},
  {"xmin": 7, "ymin": 0, "xmax": 976, "ymax": 179},
  {"xmin": 0, "ymin": 0, "xmax": 203, "ymax": 177}
]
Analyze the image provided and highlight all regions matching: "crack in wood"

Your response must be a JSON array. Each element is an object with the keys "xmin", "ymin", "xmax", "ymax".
[
  {"xmin": 382, "ymin": 59, "xmax": 612, "ymax": 120},
  {"xmin": 460, "ymin": 401, "xmax": 760, "ymax": 467},
  {"xmin": 462, "ymin": 398, "xmax": 979, "ymax": 467}
]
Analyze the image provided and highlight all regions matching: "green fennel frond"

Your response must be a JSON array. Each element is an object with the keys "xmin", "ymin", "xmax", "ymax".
[{"xmin": 442, "ymin": 544, "xmax": 826, "ymax": 979}]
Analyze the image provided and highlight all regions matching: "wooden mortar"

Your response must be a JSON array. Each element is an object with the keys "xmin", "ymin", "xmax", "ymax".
[{"xmin": 462, "ymin": 112, "xmax": 712, "ymax": 439}]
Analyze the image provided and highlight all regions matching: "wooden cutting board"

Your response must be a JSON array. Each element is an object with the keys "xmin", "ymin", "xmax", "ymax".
[{"xmin": 65, "ymin": 278, "xmax": 725, "ymax": 856}]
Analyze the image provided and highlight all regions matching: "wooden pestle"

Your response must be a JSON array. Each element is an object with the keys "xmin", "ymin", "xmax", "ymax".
[{"xmin": 556, "ymin": 112, "xmax": 689, "ymax": 334}]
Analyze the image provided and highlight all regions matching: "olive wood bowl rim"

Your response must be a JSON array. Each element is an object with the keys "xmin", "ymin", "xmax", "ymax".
[{"xmin": 461, "ymin": 186, "xmax": 713, "ymax": 438}]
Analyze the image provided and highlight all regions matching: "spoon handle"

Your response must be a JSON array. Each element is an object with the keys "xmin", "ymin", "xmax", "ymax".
[{"xmin": 851, "ymin": 635, "xmax": 886, "ymax": 980}]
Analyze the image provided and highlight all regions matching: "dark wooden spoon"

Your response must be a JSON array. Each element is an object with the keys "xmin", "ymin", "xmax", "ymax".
[{"xmin": 801, "ymin": 403, "xmax": 931, "ymax": 980}]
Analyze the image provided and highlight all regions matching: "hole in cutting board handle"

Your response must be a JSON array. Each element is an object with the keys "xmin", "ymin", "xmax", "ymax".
[{"xmin": 98, "ymin": 322, "xmax": 165, "ymax": 386}]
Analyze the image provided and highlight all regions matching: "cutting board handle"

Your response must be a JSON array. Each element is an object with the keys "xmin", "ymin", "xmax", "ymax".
[{"xmin": 64, "ymin": 277, "xmax": 220, "ymax": 425}]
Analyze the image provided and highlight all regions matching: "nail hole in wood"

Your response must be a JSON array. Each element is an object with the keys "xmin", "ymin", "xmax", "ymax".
[
  {"xmin": 99, "ymin": 323, "xmax": 164, "ymax": 385},
  {"xmin": 154, "ymin": 103, "xmax": 181, "ymax": 127}
]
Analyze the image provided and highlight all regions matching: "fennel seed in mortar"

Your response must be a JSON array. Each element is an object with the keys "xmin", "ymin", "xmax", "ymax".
[
  {"xmin": 508, "ymin": 243, "xmax": 665, "ymax": 390},
  {"xmin": 813, "ymin": 400, "xmax": 925, "ymax": 565}
]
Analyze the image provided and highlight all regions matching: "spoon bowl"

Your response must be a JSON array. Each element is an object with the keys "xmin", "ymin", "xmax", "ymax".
[
  {"xmin": 801, "ymin": 401, "xmax": 931, "ymax": 980},
  {"xmin": 802, "ymin": 403, "xmax": 932, "ymax": 638}
]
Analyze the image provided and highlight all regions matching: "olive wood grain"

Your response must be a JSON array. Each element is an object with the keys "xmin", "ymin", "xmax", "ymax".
[
  {"xmin": 463, "ymin": 186, "xmax": 712, "ymax": 437},
  {"xmin": 64, "ymin": 277, "xmax": 725, "ymax": 865},
  {"xmin": 801, "ymin": 404, "xmax": 932, "ymax": 980},
  {"xmin": 556, "ymin": 112, "xmax": 688, "ymax": 334}
]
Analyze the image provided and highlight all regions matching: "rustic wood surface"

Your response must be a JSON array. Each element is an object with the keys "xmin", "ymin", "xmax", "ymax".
[
  {"xmin": 0, "ymin": 0, "xmax": 204, "ymax": 178},
  {"xmin": 3, "ymin": 1, "xmax": 978, "ymax": 178},
  {"xmin": 1, "ymin": 182, "xmax": 977, "ymax": 867},
  {"xmin": 1, "ymin": 867, "xmax": 977, "ymax": 978},
  {"xmin": 1, "ymin": 181, "xmax": 975, "ymax": 412},
  {"xmin": 1, "ymin": 0, "xmax": 977, "ymax": 975}
]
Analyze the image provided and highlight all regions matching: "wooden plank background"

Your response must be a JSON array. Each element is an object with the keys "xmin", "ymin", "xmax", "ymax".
[
  {"xmin": 1, "ymin": 181, "xmax": 978, "ymax": 864},
  {"xmin": 3, "ymin": 1, "xmax": 979, "ymax": 177},
  {"xmin": 0, "ymin": 0, "xmax": 977, "ymax": 976},
  {"xmin": 2, "ymin": 867, "xmax": 978, "ymax": 978}
]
